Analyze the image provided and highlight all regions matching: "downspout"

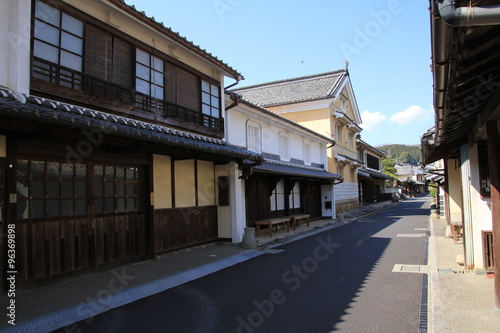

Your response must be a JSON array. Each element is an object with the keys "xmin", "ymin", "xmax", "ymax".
[
  {"xmin": 431, "ymin": 0, "xmax": 500, "ymax": 146},
  {"xmin": 436, "ymin": 0, "xmax": 500, "ymax": 27}
]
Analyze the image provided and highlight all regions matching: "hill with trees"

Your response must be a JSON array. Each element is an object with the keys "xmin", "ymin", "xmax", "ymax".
[{"xmin": 377, "ymin": 144, "xmax": 422, "ymax": 166}]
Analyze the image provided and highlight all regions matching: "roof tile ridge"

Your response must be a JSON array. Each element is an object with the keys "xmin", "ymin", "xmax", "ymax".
[{"xmin": 234, "ymin": 69, "xmax": 346, "ymax": 91}]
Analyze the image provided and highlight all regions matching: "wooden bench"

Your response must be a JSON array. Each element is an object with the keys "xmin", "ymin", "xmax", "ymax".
[
  {"xmin": 255, "ymin": 217, "xmax": 291, "ymax": 237},
  {"xmin": 289, "ymin": 214, "xmax": 310, "ymax": 230}
]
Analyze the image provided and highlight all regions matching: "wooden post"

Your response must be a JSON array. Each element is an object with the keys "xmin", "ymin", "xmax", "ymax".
[{"xmin": 486, "ymin": 121, "xmax": 500, "ymax": 309}]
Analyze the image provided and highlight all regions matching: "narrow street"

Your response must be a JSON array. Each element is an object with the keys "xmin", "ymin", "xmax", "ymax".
[{"xmin": 55, "ymin": 196, "xmax": 430, "ymax": 333}]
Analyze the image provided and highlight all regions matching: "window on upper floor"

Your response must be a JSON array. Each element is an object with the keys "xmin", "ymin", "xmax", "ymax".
[
  {"xmin": 303, "ymin": 141, "xmax": 311, "ymax": 165},
  {"xmin": 337, "ymin": 164, "xmax": 344, "ymax": 178},
  {"xmin": 31, "ymin": 0, "xmax": 223, "ymax": 135},
  {"xmin": 136, "ymin": 49, "xmax": 164, "ymax": 100},
  {"xmin": 347, "ymin": 133, "xmax": 354, "ymax": 149},
  {"xmin": 247, "ymin": 121, "xmax": 262, "ymax": 153},
  {"xmin": 33, "ymin": 0, "xmax": 84, "ymax": 88},
  {"xmin": 336, "ymin": 125, "xmax": 343, "ymax": 144},
  {"xmin": 367, "ymin": 154, "xmax": 380, "ymax": 170},
  {"xmin": 202, "ymin": 81, "xmax": 221, "ymax": 119},
  {"xmin": 279, "ymin": 133, "xmax": 290, "ymax": 161}
]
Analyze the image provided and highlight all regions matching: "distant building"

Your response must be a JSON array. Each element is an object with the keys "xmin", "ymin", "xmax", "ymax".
[{"xmin": 357, "ymin": 139, "xmax": 391, "ymax": 204}]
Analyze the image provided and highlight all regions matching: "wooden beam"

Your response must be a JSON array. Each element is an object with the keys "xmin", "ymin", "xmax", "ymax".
[{"xmin": 486, "ymin": 121, "xmax": 500, "ymax": 309}]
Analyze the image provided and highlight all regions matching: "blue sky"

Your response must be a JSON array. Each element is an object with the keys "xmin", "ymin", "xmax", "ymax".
[{"xmin": 128, "ymin": 0, "xmax": 433, "ymax": 146}]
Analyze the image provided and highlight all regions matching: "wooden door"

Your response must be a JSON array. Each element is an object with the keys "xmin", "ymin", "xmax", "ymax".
[
  {"xmin": 91, "ymin": 164, "xmax": 147, "ymax": 267},
  {"xmin": 13, "ymin": 159, "xmax": 148, "ymax": 287}
]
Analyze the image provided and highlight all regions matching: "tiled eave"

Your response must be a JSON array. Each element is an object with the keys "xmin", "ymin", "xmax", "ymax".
[
  {"xmin": 253, "ymin": 159, "xmax": 341, "ymax": 181},
  {"xmin": 0, "ymin": 88, "xmax": 262, "ymax": 162}
]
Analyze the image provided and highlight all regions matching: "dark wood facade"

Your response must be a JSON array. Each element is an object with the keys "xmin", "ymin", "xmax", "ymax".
[
  {"xmin": 154, "ymin": 206, "xmax": 218, "ymax": 253},
  {"xmin": 245, "ymin": 173, "xmax": 322, "ymax": 227},
  {"xmin": 0, "ymin": 0, "xmax": 233, "ymax": 290}
]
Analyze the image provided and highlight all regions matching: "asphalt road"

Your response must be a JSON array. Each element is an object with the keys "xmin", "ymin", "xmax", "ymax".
[{"xmin": 54, "ymin": 197, "xmax": 430, "ymax": 333}]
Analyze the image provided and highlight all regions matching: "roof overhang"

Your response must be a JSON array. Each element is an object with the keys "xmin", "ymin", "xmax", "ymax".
[
  {"xmin": 252, "ymin": 159, "xmax": 342, "ymax": 181},
  {"xmin": 423, "ymin": 0, "xmax": 500, "ymax": 164},
  {"xmin": 0, "ymin": 88, "xmax": 261, "ymax": 163}
]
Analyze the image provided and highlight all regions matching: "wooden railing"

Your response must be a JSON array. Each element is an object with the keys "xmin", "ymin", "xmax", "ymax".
[{"xmin": 32, "ymin": 58, "xmax": 224, "ymax": 133}]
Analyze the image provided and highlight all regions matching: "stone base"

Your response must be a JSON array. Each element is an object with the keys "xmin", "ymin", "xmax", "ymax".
[{"xmin": 336, "ymin": 200, "xmax": 359, "ymax": 214}]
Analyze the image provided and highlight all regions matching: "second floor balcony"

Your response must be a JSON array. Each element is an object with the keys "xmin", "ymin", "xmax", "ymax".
[{"xmin": 31, "ymin": 58, "xmax": 224, "ymax": 137}]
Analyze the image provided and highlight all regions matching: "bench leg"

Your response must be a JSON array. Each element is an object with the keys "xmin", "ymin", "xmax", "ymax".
[
  {"xmin": 256, "ymin": 224, "xmax": 261, "ymax": 237},
  {"xmin": 268, "ymin": 222, "xmax": 273, "ymax": 237}
]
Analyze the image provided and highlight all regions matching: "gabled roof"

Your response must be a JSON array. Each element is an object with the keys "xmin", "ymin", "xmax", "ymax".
[
  {"xmin": 107, "ymin": 0, "xmax": 243, "ymax": 80},
  {"xmin": 233, "ymin": 70, "xmax": 348, "ymax": 107}
]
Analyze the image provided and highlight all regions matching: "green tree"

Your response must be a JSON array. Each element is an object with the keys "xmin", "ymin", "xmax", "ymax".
[
  {"xmin": 399, "ymin": 151, "xmax": 410, "ymax": 165},
  {"xmin": 382, "ymin": 156, "xmax": 398, "ymax": 181}
]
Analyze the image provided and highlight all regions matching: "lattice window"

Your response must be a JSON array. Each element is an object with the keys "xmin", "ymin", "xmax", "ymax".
[{"xmin": 33, "ymin": 0, "xmax": 84, "ymax": 88}]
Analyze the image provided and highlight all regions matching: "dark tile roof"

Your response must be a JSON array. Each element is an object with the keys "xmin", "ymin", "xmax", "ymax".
[
  {"xmin": 233, "ymin": 70, "xmax": 347, "ymax": 107},
  {"xmin": 109, "ymin": 0, "xmax": 243, "ymax": 80},
  {"xmin": 254, "ymin": 158, "xmax": 341, "ymax": 181},
  {"xmin": 0, "ymin": 88, "xmax": 261, "ymax": 162}
]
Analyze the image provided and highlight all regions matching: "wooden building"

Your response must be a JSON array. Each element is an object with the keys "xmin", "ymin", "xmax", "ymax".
[
  {"xmin": 0, "ymin": 0, "xmax": 261, "ymax": 290},
  {"xmin": 422, "ymin": 0, "xmax": 500, "ymax": 309}
]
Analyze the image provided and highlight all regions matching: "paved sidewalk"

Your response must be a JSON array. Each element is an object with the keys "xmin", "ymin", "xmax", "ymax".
[
  {"xmin": 0, "ymin": 200, "xmax": 395, "ymax": 332},
  {"xmin": 428, "ymin": 216, "xmax": 500, "ymax": 332}
]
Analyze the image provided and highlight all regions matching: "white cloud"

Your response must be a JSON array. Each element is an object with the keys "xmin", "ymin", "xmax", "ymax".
[
  {"xmin": 361, "ymin": 110, "xmax": 387, "ymax": 130},
  {"xmin": 390, "ymin": 105, "xmax": 432, "ymax": 124}
]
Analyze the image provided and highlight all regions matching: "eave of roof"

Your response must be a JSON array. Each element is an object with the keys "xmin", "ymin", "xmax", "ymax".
[
  {"xmin": 0, "ymin": 88, "xmax": 261, "ymax": 162},
  {"xmin": 107, "ymin": 0, "xmax": 243, "ymax": 81},
  {"xmin": 253, "ymin": 158, "xmax": 341, "ymax": 181}
]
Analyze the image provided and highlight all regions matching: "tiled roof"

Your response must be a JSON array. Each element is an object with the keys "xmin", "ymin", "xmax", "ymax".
[
  {"xmin": 0, "ymin": 88, "xmax": 261, "ymax": 162},
  {"xmin": 233, "ymin": 70, "xmax": 347, "ymax": 107},
  {"xmin": 109, "ymin": 0, "xmax": 243, "ymax": 80},
  {"xmin": 254, "ymin": 158, "xmax": 341, "ymax": 181}
]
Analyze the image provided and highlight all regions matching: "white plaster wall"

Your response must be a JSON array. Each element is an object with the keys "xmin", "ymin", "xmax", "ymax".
[
  {"xmin": 228, "ymin": 103, "xmax": 330, "ymax": 167},
  {"xmin": 0, "ymin": 0, "xmax": 31, "ymax": 94},
  {"xmin": 469, "ymin": 144, "xmax": 493, "ymax": 269},
  {"xmin": 335, "ymin": 182, "xmax": 358, "ymax": 201}
]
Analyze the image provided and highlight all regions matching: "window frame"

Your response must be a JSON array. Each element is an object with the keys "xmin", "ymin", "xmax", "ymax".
[
  {"xmin": 246, "ymin": 121, "xmax": 262, "ymax": 153},
  {"xmin": 279, "ymin": 132, "xmax": 291, "ymax": 161},
  {"xmin": 201, "ymin": 80, "xmax": 221, "ymax": 119},
  {"xmin": 33, "ymin": 0, "xmax": 84, "ymax": 87},
  {"xmin": 303, "ymin": 140, "xmax": 311, "ymax": 166}
]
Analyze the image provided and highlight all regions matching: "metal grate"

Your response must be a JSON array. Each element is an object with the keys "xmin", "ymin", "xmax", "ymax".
[
  {"xmin": 397, "ymin": 234, "xmax": 427, "ymax": 238},
  {"xmin": 392, "ymin": 264, "xmax": 428, "ymax": 274}
]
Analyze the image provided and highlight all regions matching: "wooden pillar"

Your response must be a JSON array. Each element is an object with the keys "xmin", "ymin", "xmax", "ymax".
[{"xmin": 486, "ymin": 121, "xmax": 500, "ymax": 309}]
